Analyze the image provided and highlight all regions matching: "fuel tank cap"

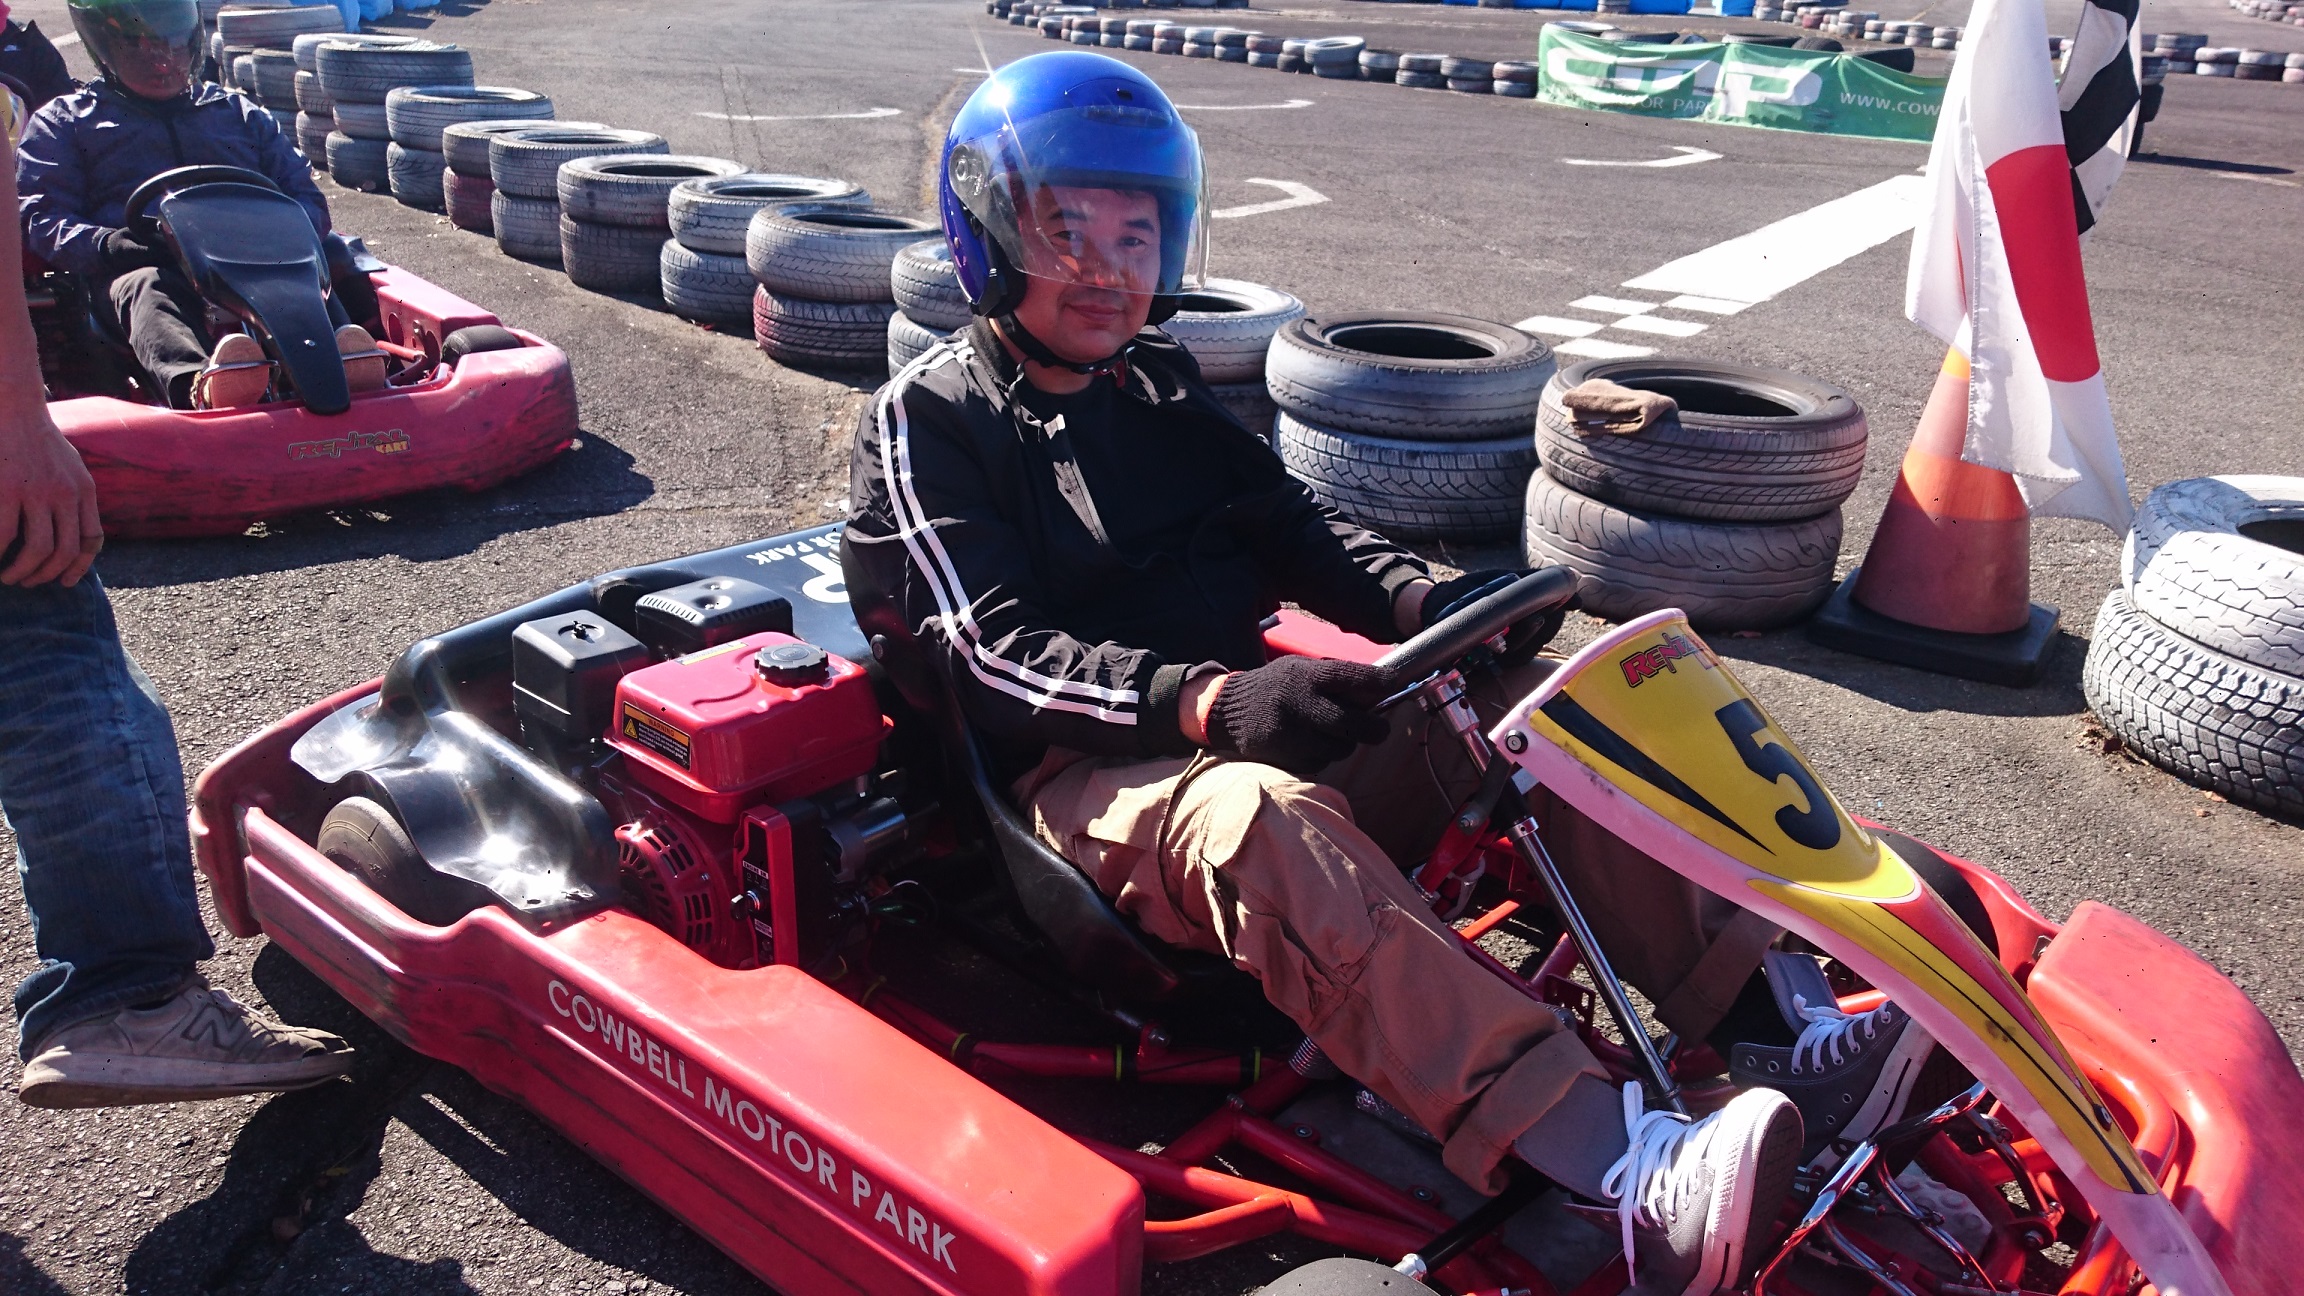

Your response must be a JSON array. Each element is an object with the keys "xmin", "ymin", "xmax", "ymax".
[{"xmin": 755, "ymin": 640, "xmax": 829, "ymax": 687}]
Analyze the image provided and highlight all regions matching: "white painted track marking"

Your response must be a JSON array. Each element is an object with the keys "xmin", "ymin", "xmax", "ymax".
[
  {"xmin": 1212, "ymin": 179, "xmax": 1328, "ymax": 220},
  {"xmin": 1613, "ymin": 314, "xmax": 1707, "ymax": 337},
  {"xmin": 1663, "ymin": 294, "xmax": 1750, "ymax": 315},
  {"xmin": 1561, "ymin": 145, "xmax": 1721, "ymax": 168},
  {"xmin": 1557, "ymin": 337, "xmax": 1659, "ymax": 359},
  {"xmin": 53, "ymin": 31, "xmax": 80, "ymax": 47},
  {"xmin": 696, "ymin": 107, "xmax": 902, "ymax": 122},
  {"xmin": 1621, "ymin": 172, "xmax": 1926, "ymax": 305},
  {"xmin": 1174, "ymin": 98, "xmax": 1316, "ymax": 111},
  {"xmin": 1514, "ymin": 315, "xmax": 1606, "ymax": 338},
  {"xmin": 1572, "ymin": 295, "xmax": 1656, "ymax": 315},
  {"xmin": 2213, "ymin": 171, "xmax": 2299, "ymax": 188}
]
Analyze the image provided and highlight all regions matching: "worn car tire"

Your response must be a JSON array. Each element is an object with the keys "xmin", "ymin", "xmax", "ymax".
[
  {"xmin": 561, "ymin": 216, "xmax": 667, "ymax": 295},
  {"xmin": 1521, "ymin": 468, "xmax": 1841, "ymax": 629},
  {"xmin": 890, "ymin": 239, "xmax": 974, "ymax": 331},
  {"xmin": 385, "ymin": 84, "xmax": 553, "ymax": 150},
  {"xmin": 1212, "ymin": 380, "xmax": 1277, "ymax": 440},
  {"xmin": 1279, "ymin": 412, "xmax": 1534, "ymax": 541},
  {"xmin": 1162, "ymin": 278, "xmax": 1304, "ymax": 384},
  {"xmin": 754, "ymin": 287, "xmax": 897, "ymax": 370},
  {"xmin": 444, "ymin": 169, "xmax": 495, "ymax": 232},
  {"xmin": 746, "ymin": 206, "xmax": 939, "ymax": 303},
  {"xmin": 295, "ymin": 31, "xmax": 409, "ymax": 75},
  {"xmin": 1266, "ymin": 311, "xmax": 1556, "ymax": 441},
  {"xmin": 385, "ymin": 142, "xmax": 445, "ymax": 211},
  {"xmin": 670, "ymin": 174, "xmax": 870, "ymax": 256},
  {"xmin": 249, "ymin": 49, "xmax": 298, "ymax": 105},
  {"xmin": 325, "ymin": 132, "xmax": 387, "ymax": 191},
  {"xmin": 443, "ymin": 118, "xmax": 593, "ymax": 178},
  {"xmin": 489, "ymin": 127, "xmax": 668, "ymax": 200},
  {"xmin": 1533, "ymin": 358, "xmax": 1868, "ymax": 522},
  {"xmin": 2083, "ymin": 590, "xmax": 2304, "ymax": 820},
  {"xmin": 332, "ymin": 99, "xmax": 388, "ymax": 141},
  {"xmin": 218, "ymin": 3, "xmax": 341, "ymax": 49},
  {"xmin": 661, "ymin": 242, "xmax": 756, "ymax": 323},
  {"xmin": 492, "ymin": 191, "xmax": 562, "ymax": 262},
  {"xmin": 558, "ymin": 154, "xmax": 746, "ymax": 229},
  {"xmin": 2123, "ymin": 475, "xmax": 2304, "ymax": 677},
  {"xmin": 315, "ymin": 39, "xmax": 473, "ymax": 105},
  {"xmin": 886, "ymin": 310, "xmax": 956, "ymax": 376},
  {"xmin": 294, "ymin": 68, "xmax": 333, "ymax": 115},
  {"xmin": 296, "ymin": 112, "xmax": 332, "ymax": 167}
]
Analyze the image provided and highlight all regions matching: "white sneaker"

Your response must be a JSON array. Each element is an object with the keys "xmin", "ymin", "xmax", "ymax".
[
  {"xmin": 17, "ymin": 976, "xmax": 353, "ymax": 1108},
  {"xmin": 1600, "ymin": 1082, "xmax": 1803, "ymax": 1296}
]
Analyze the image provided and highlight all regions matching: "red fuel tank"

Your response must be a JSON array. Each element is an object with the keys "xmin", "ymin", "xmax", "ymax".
[{"xmin": 610, "ymin": 633, "xmax": 887, "ymax": 823}]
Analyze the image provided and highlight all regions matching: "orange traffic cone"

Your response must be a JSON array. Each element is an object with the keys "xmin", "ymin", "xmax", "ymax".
[{"xmin": 1806, "ymin": 348, "xmax": 2061, "ymax": 685}]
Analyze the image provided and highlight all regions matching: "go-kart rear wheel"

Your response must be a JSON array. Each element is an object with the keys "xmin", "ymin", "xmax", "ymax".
[
  {"xmin": 316, "ymin": 796, "xmax": 485, "ymax": 927},
  {"xmin": 441, "ymin": 324, "xmax": 524, "ymax": 365}
]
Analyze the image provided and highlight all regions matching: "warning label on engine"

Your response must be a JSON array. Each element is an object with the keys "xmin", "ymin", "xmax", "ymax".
[{"xmin": 620, "ymin": 703, "xmax": 693, "ymax": 769}]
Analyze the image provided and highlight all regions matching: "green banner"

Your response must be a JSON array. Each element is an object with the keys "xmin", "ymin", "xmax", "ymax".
[{"xmin": 1534, "ymin": 28, "xmax": 1947, "ymax": 142}]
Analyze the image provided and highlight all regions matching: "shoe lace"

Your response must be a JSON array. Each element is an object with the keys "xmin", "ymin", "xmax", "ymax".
[
  {"xmin": 1789, "ymin": 993, "xmax": 1890, "ymax": 1075},
  {"xmin": 1598, "ymin": 1081, "xmax": 1726, "ymax": 1283}
]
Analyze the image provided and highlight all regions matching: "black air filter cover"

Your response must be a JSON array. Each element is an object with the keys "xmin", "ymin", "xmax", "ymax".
[{"xmin": 512, "ymin": 612, "xmax": 649, "ymax": 746}]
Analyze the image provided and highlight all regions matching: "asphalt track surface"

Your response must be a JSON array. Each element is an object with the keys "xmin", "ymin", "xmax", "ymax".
[{"xmin": 2, "ymin": 0, "xmax": 2301, "ymax": 1291}]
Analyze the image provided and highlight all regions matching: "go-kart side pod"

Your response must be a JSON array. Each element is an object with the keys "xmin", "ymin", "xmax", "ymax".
[
  {"xmin": 56, "ymin": 267, "xmax": 576, "ymax": 538},
  {"xmin": 193, "ymin": 686, "xmax": 1144, "ymax": 1296},
  {"xmin": 1490, "ymin": 609, "xmax": 2276, "ymax": 1296}
]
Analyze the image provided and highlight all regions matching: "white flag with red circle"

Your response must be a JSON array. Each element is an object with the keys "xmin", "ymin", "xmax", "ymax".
[{"xmin": 1905, "ymin": 0, "xmax": 2134, "ymax": 533}]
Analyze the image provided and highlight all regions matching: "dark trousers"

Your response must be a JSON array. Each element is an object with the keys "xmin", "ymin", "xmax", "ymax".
[{"xmin": 105, "ymin": 266, "xmax": 212, "ymax": 410}]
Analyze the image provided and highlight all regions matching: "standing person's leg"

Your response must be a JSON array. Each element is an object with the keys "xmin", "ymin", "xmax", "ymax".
[
  {"xmin": 4, "ymin": 575, "xmax": 353, "ymax": 1107},
  {"xmin": 105, "ymin": 267, "xmax": 213, "ymax": 409}
]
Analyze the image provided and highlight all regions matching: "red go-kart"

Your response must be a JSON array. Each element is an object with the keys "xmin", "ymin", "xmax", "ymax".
[
  {"xmin": 191, "ymin": 525, "xmax": 2302, "ymax": 1296},
  {"xmin": 26, "ymin": 164, "xmax": 575, "ymax": 538}
]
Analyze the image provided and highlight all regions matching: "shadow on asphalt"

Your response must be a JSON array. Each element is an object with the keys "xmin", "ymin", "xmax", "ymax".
[
  {"xmin": 1705, "ymin": 626, "xmax": 2094, "ymax": 718},
  {"xmin": 2134, "ymin": 151, "xmax": 2296, "ymax": 176},
  {"xmin": 0, "ymin": 1232, "xmax": 72, "ymax": 1295},
  {"xmin": 93, "ymin": 425, "xmax": 651, "ymax": 589}
]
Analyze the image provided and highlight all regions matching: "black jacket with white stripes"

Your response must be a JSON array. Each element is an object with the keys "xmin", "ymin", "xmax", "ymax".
[{"xmin": 843, "ymin": 320, "xmax": 1430, "ymax": 770}]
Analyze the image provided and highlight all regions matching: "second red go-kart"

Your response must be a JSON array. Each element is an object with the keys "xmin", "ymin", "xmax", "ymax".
[
  {"xmin": 191, "ymin": 524, "xmax": 2303, "ymax": 1296},
  {"xmin": 24, "ymin": 164, "xmax": 576, "ymax": 538}
]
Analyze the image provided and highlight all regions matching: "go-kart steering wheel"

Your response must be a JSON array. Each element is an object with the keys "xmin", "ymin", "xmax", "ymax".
[
  {"xmin": 1370, "ymin": 566, "xmax": 1578, "ymax": 695},
  {"xmin": 121, "ymin": 165, "xmax": 284, "ymax": 242}
]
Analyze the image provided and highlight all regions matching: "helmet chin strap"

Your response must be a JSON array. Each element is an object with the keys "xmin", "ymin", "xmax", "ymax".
[{"xmin": 994, "ymin": 312, "xmax": 1133, "ymax": 382}]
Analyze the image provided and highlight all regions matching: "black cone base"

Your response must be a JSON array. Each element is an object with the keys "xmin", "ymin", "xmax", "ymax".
[{"xmin": 1805, "ymin": 569, "xmax": 2059, "ymax": 687}]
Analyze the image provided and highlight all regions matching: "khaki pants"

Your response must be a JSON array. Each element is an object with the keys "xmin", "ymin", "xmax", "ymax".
[{"xmin": 1019, "ymin": 660, "xmax": 1781, "ymax": 1194}]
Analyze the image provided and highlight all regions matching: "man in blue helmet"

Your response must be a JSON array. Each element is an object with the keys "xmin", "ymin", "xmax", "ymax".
[{"xmin": 846, "ymin": 51, "xmax": 1934, "ymax": 1295}]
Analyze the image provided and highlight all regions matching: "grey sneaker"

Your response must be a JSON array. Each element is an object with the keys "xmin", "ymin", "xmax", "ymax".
[
  {"xmin": 17, "ymin": 977, "xmax": 354, "ymax": 1109},
  {"xmin": 1729, "ymin": 950, "xmax": 1948, "ymax": 1168},
  {"xmin": 1600, "ymin": 1082, "xmax": 1803, "ymax": 1296}
]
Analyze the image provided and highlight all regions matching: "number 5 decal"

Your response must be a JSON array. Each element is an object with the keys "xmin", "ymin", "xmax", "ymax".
[{"xmin": 1714, "ymin": 699, "xmax": 1840, "ymax": 850}]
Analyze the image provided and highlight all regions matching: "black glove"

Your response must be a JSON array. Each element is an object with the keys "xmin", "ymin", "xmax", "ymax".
[
  {"xmin": 1419, "ymin": 569, "xmax": 1573, "ymax": 668},
  {"xmin": 97, "ymin": 228, "xmax": 168, "ymax": 276},
  {"xmin": 1207, "ymin": 656, "xmax": 1391, "ymax": 777}
]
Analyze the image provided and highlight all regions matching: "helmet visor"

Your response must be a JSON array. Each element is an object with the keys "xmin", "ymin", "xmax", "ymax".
[
  {"xmin": 948, "ymin": 95, "xmax": 1207, "ymax": 299},
  {"xmin": 71, "ymin": 0, "xmax": 202, "ymax": 91}
]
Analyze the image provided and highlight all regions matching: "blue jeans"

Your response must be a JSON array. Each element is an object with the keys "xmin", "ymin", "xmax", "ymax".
[{"xmin": 2, "ymin": 574, "xmax": 212, "ymax": 1058}]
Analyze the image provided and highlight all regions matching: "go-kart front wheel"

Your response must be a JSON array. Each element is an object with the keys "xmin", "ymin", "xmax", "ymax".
[{"xmin": 316, "ymin": 796, "xmax": 485, "ymax": 927}]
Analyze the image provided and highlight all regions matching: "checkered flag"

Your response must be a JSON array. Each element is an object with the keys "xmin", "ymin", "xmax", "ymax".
[{"xmin": 2058, "ymin": 0, "xmax": 2144, "ymax": 233}]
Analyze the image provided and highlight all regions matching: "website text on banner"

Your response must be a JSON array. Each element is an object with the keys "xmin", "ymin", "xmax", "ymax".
[{"xmin": 1535, "ymin": 28, "xmax": 1947, "ymax": 143}]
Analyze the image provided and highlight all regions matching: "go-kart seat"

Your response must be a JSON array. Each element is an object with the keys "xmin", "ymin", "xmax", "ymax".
[{"xmin": 842, "ymin": 548, "xmax": 1230, "ymax": 1005}]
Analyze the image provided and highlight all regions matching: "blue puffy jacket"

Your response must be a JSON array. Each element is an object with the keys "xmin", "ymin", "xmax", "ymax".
[{"xmin": 16, "ymin": 77, "xmax": 329, "ymax": 276}]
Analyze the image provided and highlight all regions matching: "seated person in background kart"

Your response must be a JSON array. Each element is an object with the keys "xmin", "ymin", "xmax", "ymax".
[
  {"xmin": 15, "ymin": 0, "xmax": 384, "ymax": 410},
  {"xmin": 0, "ymin": 4, "xmax": 79, "ymax": 112},
  {"xmin": 846, "ymin": 52, "xmax": 1947, "ymax": 1296}
]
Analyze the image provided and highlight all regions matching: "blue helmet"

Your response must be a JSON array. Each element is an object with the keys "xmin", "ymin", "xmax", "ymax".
[{"xmin": 939, "ymin": 52, "xmax": 1207, "ymax": 322}]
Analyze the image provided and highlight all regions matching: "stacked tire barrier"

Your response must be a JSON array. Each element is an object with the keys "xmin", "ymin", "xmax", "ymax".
[
  {"xmin": 215, "ymin": 4, "xmax": 344, "ymax": 149},
  {"xmin": 440, "ymin": 117, "xmax": 589, "ymax": 234},
  {"xmin": 383, "ymin": 86, "xmax": 552, "ymax": 213},
  {"xmin": 747, "ymin": 206, "xmax": 937, "ymax": 369},
  {"xmin": 1269, "ymin": 312, "xmax": 1552, "ymax": 542},
  {"xmin": 558, "ymin": 154, "xmax": 745, "ymax": 295},
  {"xmin": 486, "ymin": 127, "xmax": 665, "ymax": 263},
  {"xmin": 2084, "ymin": 476, "xmax": 2304, "ymax": 818},
  {"xmin": 1163, "ymin": 279, "xmax": 1302, "ymax": 439},
  {"xmin": 887, "ymin": 239, "xmax": 971, "ymax": 375},
  {"xmin": 317, "ymin": 38, "xmax": 472, "ymax": 193},
  {"xmin": 667, "ymin": 175, "xmax": 869, "ymax": 326},
  {"xmin": 291, "ymin": 31, "xmax": 368, "ymax": 165},
  {"xmin": 1521, "ymin": 358, "xmax": 1864, "ymax": 630}
]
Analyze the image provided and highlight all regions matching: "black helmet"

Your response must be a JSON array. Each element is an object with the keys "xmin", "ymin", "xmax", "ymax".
[{"xmin": 68, "ymin": 0, "xmax": 202, "ymax": 96}]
